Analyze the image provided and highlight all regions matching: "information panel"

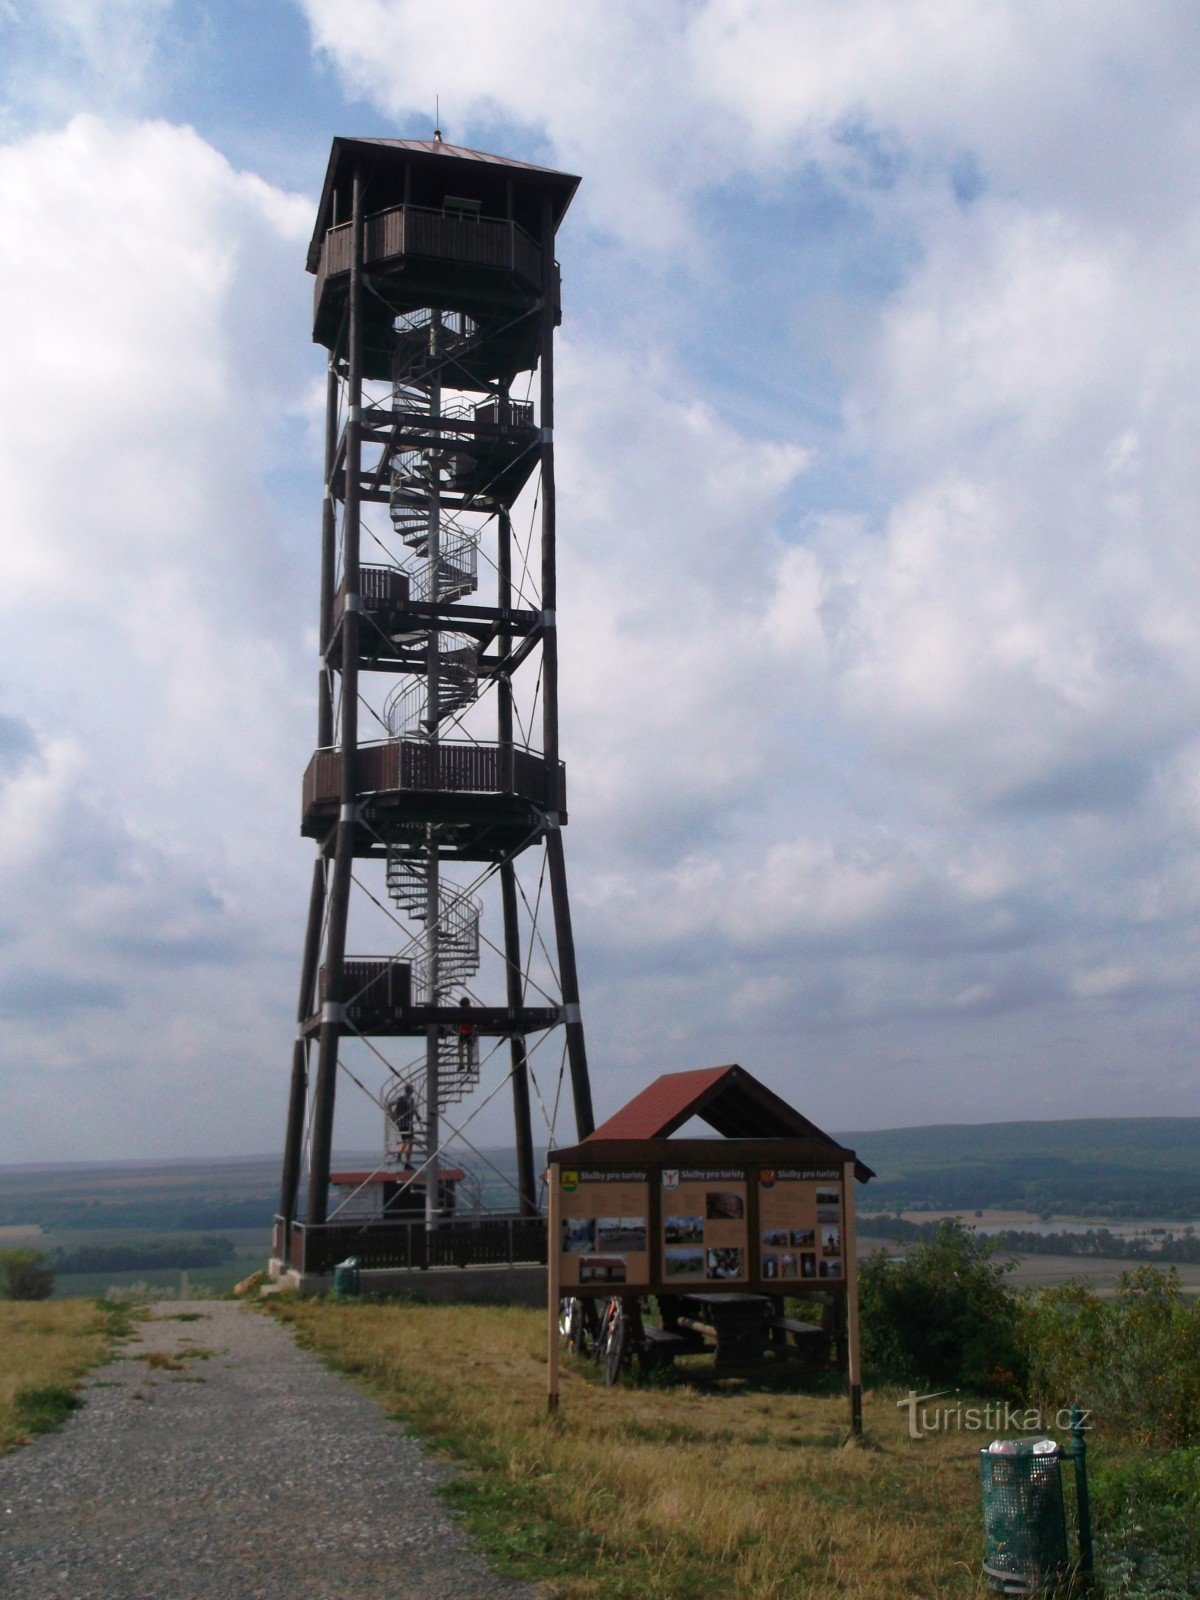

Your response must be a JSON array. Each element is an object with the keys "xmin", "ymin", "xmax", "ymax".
[
  {"xmin": 558, "ymin": 1167, "xmax": 650, "ymax": 1289},
  {"xmin": 661, "ymin": 1166, "xmax": 749, "ymax": 1284},
  {"xmin": 757, "ymin": 1166, "xmax": 843, "ymax": 1284}
]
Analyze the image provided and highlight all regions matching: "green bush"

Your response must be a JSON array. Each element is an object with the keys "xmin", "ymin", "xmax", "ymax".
[
  {"xmin": 1022, "ymin": 1268, "xmax": 1200, "ymax": 1448},
  {"xmin": 1090, "ymin": 1446, "xmax": 1200, "ymax": 1596},
  {"xmin": 0, "ymin": 1247, "xmax": 55, "ymax": 1301},
  {"xmin": 858, "ymin": 1218, "xmax": 1025, "ymax": 1391}
]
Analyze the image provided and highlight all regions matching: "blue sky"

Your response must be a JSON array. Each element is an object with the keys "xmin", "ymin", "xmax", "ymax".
[{"xmin": 2, "ymin": 1, "xmax": 1200, "ymax": 1163}]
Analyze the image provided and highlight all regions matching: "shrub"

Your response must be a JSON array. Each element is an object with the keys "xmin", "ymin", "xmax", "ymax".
[
  {"xmin": 1090, "ymin": 1446, "xmax": 1200, "ymax": 1595},
  {"xmin": 858, "ymin": 1218, "xmax": 1025, "ymax": 1392},
  {"xmin": 0, "ymin": 1248, "xmax": 55, "ymax": 1301},
  {"xmin": 1022, "ymin": 1267, "xmax": 1200, "ymax": 1448}
]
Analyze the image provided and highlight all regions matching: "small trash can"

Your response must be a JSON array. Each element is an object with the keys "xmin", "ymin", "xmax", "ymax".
[
  {"xmin": 331, "ymin": 1256, "xmax": 360, "ymax": 1298},
  {"xmin": 980, "ymin": 1439, "xmax": 1069, "ymax": 1595}
]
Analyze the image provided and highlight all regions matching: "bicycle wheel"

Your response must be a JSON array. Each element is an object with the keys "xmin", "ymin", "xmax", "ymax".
[
  {"xmin": 603, "ymin": 1300, "xmax": 629, "ymax": 1387},
  {"xmin": 559, "ymin": 1296, "xmax": 586, "ymax": 1356},
  {"xmin": 593, "ymin": 1297, "xmax": 615, "ymax": 1366}
]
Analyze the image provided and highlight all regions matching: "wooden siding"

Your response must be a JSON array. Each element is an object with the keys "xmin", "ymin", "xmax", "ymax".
[
  {"xmin": 332, "ymin": 565, "xmax": 409, "ymax": 631},
  {"xmin": 319, "ymin": 958, "xmax": 412, "ymax": 1029},
  {"xmin": 315, "ymin": 204, "xmax": 543, "ymax": 314},
  {"xmin": 301, "ymin": 740, "xmax": 562, "ymax": 813}
]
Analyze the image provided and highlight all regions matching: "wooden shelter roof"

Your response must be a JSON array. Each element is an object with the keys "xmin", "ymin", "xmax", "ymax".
[{"xmin": 573, "ymin": 1064, "xmax": 874, "ymax": 1181}]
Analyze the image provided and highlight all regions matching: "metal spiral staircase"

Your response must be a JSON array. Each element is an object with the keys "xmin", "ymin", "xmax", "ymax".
[{"xmin": 382, "ymin": 310, "xmax": 484, "ymax": 1121}]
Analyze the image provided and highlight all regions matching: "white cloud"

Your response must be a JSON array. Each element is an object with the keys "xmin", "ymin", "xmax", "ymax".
[
  {"xmin": 5, "ymin": 4, "xmax": 1200, "ymax": 1159},
  {"xmin": 2, "ymin": 0, "xmax": 172, "ymax": 128},
  {"xmin": 0, "ymin": 114, "xmax": 317, "ymax": 1159},
  {"xmin": 290, "ymin": 0, "xmax": 1200, "ymax": 1125}
]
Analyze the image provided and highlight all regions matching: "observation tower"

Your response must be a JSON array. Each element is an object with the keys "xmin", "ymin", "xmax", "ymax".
[{"xmin": 274, "ymin": 135, "xmax": 593, "ymax": 1277}]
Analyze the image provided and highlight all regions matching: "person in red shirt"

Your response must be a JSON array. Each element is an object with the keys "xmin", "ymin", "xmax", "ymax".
[{"xmin": 456, "ymin": 996, "xmax": 476, "ymax": 1070}]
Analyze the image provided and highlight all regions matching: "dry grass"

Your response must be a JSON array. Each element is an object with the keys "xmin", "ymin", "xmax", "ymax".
[
  {"xmin": 0, "ymin": 1298, "xmax": 128, "ymax": 1453},
  {"xmin": 272, "ymin": 1299, "xmax": 988, "ymax": 1600},
  {"xmin": 144, "ymin": 1349, "xmax": 185, "ymax": 1371}
]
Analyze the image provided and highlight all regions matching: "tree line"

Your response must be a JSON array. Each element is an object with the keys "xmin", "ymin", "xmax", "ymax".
[{"xmin": 860, "ymin": 1213, "xmax": 1200, "ymax": 1261}]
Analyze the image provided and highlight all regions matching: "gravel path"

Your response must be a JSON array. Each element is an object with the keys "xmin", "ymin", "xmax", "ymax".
[{"xmin": 0, "ymin": 1300, "xmax": 538, "ymax": 1600}]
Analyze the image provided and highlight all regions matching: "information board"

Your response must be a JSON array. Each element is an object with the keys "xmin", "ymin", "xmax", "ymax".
[
  {"xmin": 661, "ymin": 1166, "xmax": 748, "ymax": 1284},
  {"xmin": 557, "ymin": 1167, "xmax": 650, "ymax": 1289},
  {"xmin": 757, "ymin": 1166, "xmax": 843, "ymax": 1285}
]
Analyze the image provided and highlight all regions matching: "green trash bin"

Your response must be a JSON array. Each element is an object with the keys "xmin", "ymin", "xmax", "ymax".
[
  {"xmin": 980, "ymin": 1440, "xmax": 1069, "ymax": 1595},
  {"xmin": 331, "ymin": 1256, "xmax": 360, "ymax": 1298}
]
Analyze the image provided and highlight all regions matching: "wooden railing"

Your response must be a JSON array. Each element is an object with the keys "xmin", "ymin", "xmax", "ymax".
[
  {"xmin": 315, "ymin": 204, "xmax": 543, "ymax": 312},
  {"xmin": 332, "ymin": 565, "xmax": 409, "ymax": 633},
  {"xmin": 302, "ymin": 739, "xmax": 564, "ymax": 815},
  {"xmin": 282, "ymin": 1214, "xmax": 548, "ymax": 1275},
  {"xmin": 319, "ymin": 958, "xmax": 412, "ymax": 1028}
]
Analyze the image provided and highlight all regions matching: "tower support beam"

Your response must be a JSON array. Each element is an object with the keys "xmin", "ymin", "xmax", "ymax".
[{"xmin": 307, "ymin": 167, "xmax": 364, "ymax": 1227}]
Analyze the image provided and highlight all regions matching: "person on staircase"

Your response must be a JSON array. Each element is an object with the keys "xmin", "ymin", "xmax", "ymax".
[
  {"xmin": 456, "ymin": 997, "xmax": 477, "ymax": 1072},
  {"xmin": 390, "ymin": 1082, "xmax": 417, "ymax": 1166}
]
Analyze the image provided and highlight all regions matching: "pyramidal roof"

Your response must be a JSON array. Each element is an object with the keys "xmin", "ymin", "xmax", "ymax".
[
  {"xmin": 307, "ymin": 135, "xmax": 581, "ymax": 272},
  {"xmin": 338, "ymin": 135, "xmax": 577, "ymax": 178}
]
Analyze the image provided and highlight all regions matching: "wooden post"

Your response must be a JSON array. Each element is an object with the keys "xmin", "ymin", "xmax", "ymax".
[
  {"xmin": 307, "ymin": 164, "xmax": 364, "ymax": 1228},
  {"xmin": 537, "ymin": 193, "xmax": 594, "ymax": 1142},
  {"xmin": 843, "ymin": 1158, "xmax": 862, "ymax": 1437},
  {"xmin": 547, "ymin": 1161, "xmax": 561, "ymax": 1412}
]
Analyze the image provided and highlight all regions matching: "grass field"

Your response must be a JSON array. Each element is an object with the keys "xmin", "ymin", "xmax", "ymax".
[
  {"xmin": 271, "ymin": 1298, "xmax": 992, "ymax": 1600},
  {"xmin": 0, "ymin": 1298, "xmax": 131, "ymax": 1455}
]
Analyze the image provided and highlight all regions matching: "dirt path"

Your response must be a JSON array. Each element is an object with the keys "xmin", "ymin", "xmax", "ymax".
[{"xmin": 0, "ymin": 1300, "xmax": 536, "ymax": 1600}]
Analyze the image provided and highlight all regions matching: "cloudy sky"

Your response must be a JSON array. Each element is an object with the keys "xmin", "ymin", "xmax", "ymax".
[{"xmin": 2, "ymin": 0, "xmax": 1199, "ymax": 1165}]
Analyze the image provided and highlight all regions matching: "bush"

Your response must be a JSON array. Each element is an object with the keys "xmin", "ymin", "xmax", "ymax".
[
  {"xmin": 0, "ymin": 1248, "xmax": 55, "ymax": 1301},
  {"xmin": 1022, "ymin": 1267, "xmax": 1200, "ymax": 1448},
  {"xmin": 1090, "ymin": 1446, "xmax": 1200, "ymax": 1595},
  {"xmin": 858, "ymin": 1218, "xmax": 1025, "ymax": 1392}
]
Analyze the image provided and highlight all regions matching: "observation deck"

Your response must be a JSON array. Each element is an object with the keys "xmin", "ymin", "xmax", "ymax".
[
  {"xmin": 312, "ymin": 204, "xmax": 558, "ymax": 384},
  {"xmin": 307, "ymin": 135, "xmax": 578, "ymax": 385},
  {"xmin": 301, "ymin": 738, "xmax": 565, "ymax": 857}
]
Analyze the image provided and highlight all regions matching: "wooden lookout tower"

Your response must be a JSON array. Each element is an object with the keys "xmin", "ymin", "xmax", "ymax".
[{"xmin": 274, "ymin": 135, "xmax": 593, "ymax": 1277}]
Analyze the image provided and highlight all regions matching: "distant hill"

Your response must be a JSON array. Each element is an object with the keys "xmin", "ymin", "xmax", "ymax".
[
  {"xmin": 3, "ymin": 1120, "xmax": 1198, "ymax": 1228},
  {"xmin": 840, "ymin": 1118, "xmax": 1200, "ymax": 1218},
  {"xmin": 0, "ymin": 1157, "xmax": 282, "ymax": 1232}
]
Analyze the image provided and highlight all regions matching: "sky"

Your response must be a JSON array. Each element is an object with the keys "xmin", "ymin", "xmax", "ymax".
[{"xmin": 2, "ymin": 0, "xmax": 1199, "ymax": 1165}]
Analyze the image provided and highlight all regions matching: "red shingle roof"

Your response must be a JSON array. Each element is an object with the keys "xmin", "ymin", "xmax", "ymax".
[
  {"xmin": 586, "ymin": 1066, "xmax": 733, "ymax": 1140},
  {"xmin": 581, "ymin": 1064, "xmax": 874, "ymax": 1181}
]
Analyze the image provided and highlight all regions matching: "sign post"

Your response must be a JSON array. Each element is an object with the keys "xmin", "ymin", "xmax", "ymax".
[
  {"xmin": 547, "ymin": 1161, "xmax": 561, "ymax": 1412},
  {"xmin": 843, "ymin": 1157, "xmax": 862, "ymax": 1437}
]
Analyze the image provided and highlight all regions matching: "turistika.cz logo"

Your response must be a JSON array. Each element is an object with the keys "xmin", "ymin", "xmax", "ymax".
[{"xmin": 898, "ymin": 1391, "xmax": 1092, "ymax": 1441}]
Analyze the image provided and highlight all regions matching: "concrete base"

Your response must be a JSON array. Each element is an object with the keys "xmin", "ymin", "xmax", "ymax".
[{"xmin": 264, "ymin": 1258, "xmax": 546, "ymax": 1306}]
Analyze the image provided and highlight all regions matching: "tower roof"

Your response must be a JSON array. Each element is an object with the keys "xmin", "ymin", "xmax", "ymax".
[{"xmin": 307, "ymin": 135, "xmax": 581, "ymax": 272}]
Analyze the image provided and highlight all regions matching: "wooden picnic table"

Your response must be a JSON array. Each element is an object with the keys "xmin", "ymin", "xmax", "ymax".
[
  {"xmin": 661, "ymin": 1292, "xmax": 833, "ymax": 1371},
  {"xmin": 666, "ymin": 1292, "xmax": 773, "ymax": 1370}
]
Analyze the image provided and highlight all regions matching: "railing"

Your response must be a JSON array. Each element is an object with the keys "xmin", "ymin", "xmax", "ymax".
[
  {"xmin": 332, "ymin": 565, "xmax": 409, "ymax": 632},
  {"xmin": 319, "ymin": 958, "xmax": 412, "ymax": 1027},
  {"xmin": 282, "ymin": 1214, "xmax": 548, "ymax": 1275},
  {"xmin": 302, "ymin": 739, "xmax": 564, "ymax": 814},
  {"xmin": 315, "ymin": 203, "xmax": 544, "ymax": 312},
  {"xmin": 474, "ymin": 398, "xmax": 535, "ymax": 430}
]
